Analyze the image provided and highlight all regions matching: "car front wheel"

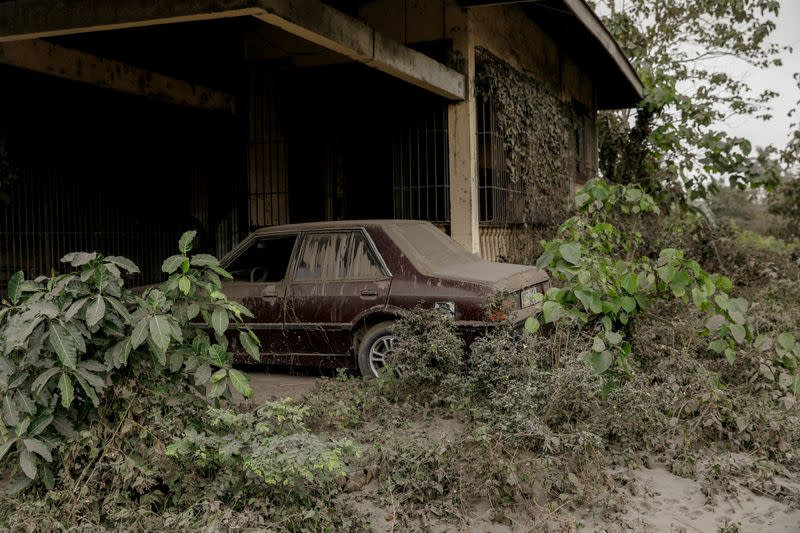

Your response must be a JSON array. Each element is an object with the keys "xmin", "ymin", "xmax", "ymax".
[{"xmin": 357, "ymin": 321, "xmax": 397, "ymax": 379}]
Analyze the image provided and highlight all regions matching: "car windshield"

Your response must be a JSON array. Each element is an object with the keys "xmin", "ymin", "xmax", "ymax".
[{"xmin": 389, "ymin": 222, "xmax": 481, "ymax": 275}]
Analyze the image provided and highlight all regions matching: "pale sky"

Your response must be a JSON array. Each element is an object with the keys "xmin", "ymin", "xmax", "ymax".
[{"xmin": 723, "ymin": 0, "xmax": 800, "ymax": 151}]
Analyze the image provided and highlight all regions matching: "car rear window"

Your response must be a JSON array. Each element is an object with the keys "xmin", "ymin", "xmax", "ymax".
[{"xmin": 294, "ymin": 231, "xmax": 385, "ymax": 281}]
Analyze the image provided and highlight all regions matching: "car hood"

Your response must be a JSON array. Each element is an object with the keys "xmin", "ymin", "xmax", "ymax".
[{"xmin": 430, "ymin": 260, "xmax": 549, "ymax": 292}]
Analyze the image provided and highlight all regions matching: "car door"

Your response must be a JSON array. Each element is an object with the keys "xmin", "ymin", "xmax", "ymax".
[
  {"xmin": 284, "ymin": 229, "xmax": 391, "ymax": 355},
  {"xmin": 221, "ymin": 233, "xmax": 297, "ymax": 359}
]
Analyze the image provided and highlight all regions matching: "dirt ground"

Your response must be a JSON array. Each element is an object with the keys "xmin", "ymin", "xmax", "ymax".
[
  {"xmin": 243, "ymin": 370, "xmax": 319, "ymax": 403},
  {"xmin": 239, "ymin": 371, "xmax": 800, "ymax": 532}
]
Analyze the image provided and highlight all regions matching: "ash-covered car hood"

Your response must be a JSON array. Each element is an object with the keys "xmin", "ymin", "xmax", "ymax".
[{"xmin": 383, "ymin": 221, "xmax": 549, "ymax": 291}]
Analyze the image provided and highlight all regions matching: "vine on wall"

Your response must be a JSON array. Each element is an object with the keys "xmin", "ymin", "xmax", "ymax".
[{"xmin": 475, "ymin": 49, "xmax": 581, "ymax": 262}]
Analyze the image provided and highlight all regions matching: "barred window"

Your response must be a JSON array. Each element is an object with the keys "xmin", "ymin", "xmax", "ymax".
[{"xmin": 477, "ymin": 91, "xmax": 524, "ymax": 224}]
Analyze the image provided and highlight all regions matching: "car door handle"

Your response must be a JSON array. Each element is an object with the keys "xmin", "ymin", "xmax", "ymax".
[
  {"xmin": 261, "ymin": 286, "xmax": 278, "ymax": 298},
  {"xmin": 360, "ymin": 289, "xmax": 378, "ymax": 299}
]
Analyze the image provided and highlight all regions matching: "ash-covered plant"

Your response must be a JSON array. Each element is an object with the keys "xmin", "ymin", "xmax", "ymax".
[
  {"xmin": 0, "ymin": 230, "xmax": 260, "ymax": 493},
  {"xmin": 167, "ymin": 399, "xmax": 358, "ymax": 504},
  {"xmin": 389, "ymin": 308, "xmax": 464, "ymax": 399},
  {"xmin": 527, "ymin": 179, "xmax": 800, "ymax": 395}
]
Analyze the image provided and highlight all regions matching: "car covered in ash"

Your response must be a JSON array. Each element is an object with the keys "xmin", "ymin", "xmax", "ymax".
[{"xmin": 220, "ymin": 220, "xmax": 549, "ymax": 377}]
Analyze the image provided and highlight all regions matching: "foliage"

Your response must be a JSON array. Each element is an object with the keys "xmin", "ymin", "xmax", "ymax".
[
  {"xmin": 769, "ymin": 176, "xmax": 800, "ymax": 239},
  {"xmin": 474, "ymin": 48, "xmax": 576, "ymax": 229},
  {"xmin": 0, "ymin": 231, "xmax": 260, "ymax": 492},
  {"xmin": 389, "ymin": 308, "xmax": 464, "ymax": 399},
  {"xmin": 593, "ymin": 0, "xmax": 787, "ymax": 202},
  {"xmin": 167, "ymin": 400, "xmax": 358, "ymax": 502},
  {"xmin": 527, "ymin": 179, "xmax": 800, "ymax": 394}
]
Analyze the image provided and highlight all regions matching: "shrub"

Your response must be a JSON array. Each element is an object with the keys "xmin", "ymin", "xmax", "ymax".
[{"xmin": 0, "ymin": 231, "xmax": 260, "ymax": 492}]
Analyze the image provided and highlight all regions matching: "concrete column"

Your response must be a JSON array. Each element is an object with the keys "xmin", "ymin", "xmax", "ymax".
[{"xmin": 446, "ymin": 4, "xmax": 480, "ymax": 255}]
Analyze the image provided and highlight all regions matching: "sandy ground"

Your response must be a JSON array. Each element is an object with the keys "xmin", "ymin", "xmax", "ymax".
[
  {"xmin": 584, "ymin": 466, "xmax": 800, "ymax": 533},
  {"xmin": 242, "ymin": 370, "xmax": 319, "ymax": 403}
]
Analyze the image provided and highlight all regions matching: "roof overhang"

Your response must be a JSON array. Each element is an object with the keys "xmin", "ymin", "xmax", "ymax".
[
  {"xmin": 460, "ymin": 0, "xmax": 643, "ymax": 109},
  {"xmin": 0, "ymin": 0, "xmax": 466, "ymax": 101}
]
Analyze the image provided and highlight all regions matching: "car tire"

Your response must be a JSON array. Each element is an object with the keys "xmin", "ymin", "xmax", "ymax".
[{"xmin": 357, "ymin": 321, "xmax": 397, "ymax": 379}]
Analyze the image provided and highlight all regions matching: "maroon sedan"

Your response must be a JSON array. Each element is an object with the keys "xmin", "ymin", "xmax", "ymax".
[{"xmin": 220, "ymin": 220, "xmax": 549, "ymax": 377}]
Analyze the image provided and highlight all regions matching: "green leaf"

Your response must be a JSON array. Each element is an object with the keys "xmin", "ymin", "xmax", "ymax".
[
  {"xmin": 724, "ymin": 348, "xmax": 736, "ymax": 365},
  {"xmin": 28, "ymin": 414, "xmax": 53, "ymax": 437},
  {"xmin": 211, "ymin": 368, "xmax": 227, "ymax": 383},
  {"xmin": 3, "ymin": 396, "xmax": 19, "ymax": 426},
  {"xmin": 169, "ymin": 351, "xmax": 184, "ymax": 373},
  {"xmin": 619, "ymin": 296, "xmax": 637, "ymax": 313},
  {"xmin": 74, "ymin": 375, "xmax": 100, "ymax": 407},
  {"xmin": 49, "ymin": 323, "xmax": 77, "ymax": 369},
  {"xmin": 187, "ymin": 303, "xmax": 200, "ymax": 320},
  {"xmin": 708, "ymin": 339, "xmax": 728, "ymax": 354},
  {"xmin": 728, "ymin": 310, "xmax": 746, "ymax": 325},
  {"xmin": 178, "ymin": 276, "xmax": 191, "ymax": 295},
  {"xmin": 523, "ymin": 316, "xmax": 540, "ymax": 334},
  {"xmin": 194, "ymin": 364, "xmax": 212, "ymax": 386},
  {"xmin": 211, "ymin": 307, "xmax": 229, "ymax": 336},
  {"xmin": 778, "ymin": 333, "xmax": 796, "ymax": 351},
  {"xmin": 605, "ymin": 331, "xmax": 623, "ymax": 345},
  {"xmin": 592, "ymin": 337, "xmax": 606, "ymax": 352},
  {"xmin": 240, "ymin": 330, "xmax": 261, "ymax": 360},
  {"xmin": 730, "ymin": 324, "xmax": 746, "ymax": 344},
  {"xmin": 209, "ymin": 380, "xmax": 227, "ymax": 399},
  {"xmin": 149, "ymin": 315, "xmax": 171, "ymax": 353},
  {"xmin": 542, "ymin": 301, "xmax": 564, "ymax": 324},
  {"xmin": 19, "ymin": 447, "xmax": 37, "ymax": 480},
  {"xmin": 58, "ymin": 373, "xmax": 74, "ymax": 409},
  {"xmin": 106, "ymin": 296, "xmax": 132, "ymax": 324},
  {"xmin": 190, "ymin": 254, "xmax": 219, "ymax": 267},
  {"xmin": 64, "ymin": 297, "xmax": 89, "ymax": 321},
  {"xmin": 131, "ymin": 320, "xmax": 149, "ymax": 349},
  {"xmin": 104, "ymin": 256, "xmax": 140, "ymax": 274},
  {"xmin": 705, "ymin": 314, "xmax": 726, "ymax": 331},
  {"xmin": 620, "ymin": 272, "xmax": 639, "ymax": 294},
  {"xmin": 0, "ymin": 441, "xmax": 14, "ymax": 463},
  {"xmin": 536, "ymin": 250, "xmax": 554, "ymax": 268},
  {"xmin": 40, "ymin": 463, "xmax": 54, "ymax": 490},
  {"xmin": 85, "ymin": 294, "xmax": 106, "ymax": 328},
  {"xmin": 716, "ymin": 276, "xmax": 733, "ymax": 291},
  {"xmin": 31, "ymin": 367, "xmax": 60, "ymax": 394},
  {"xmin": 210, "ymin": 265, "xmax": 233, "ymax": 280},
  {"xmin": 23, "ymin": 439, "xmax": 51, "ymax": 462},
  {"xmin": 178, "ymin": 231, "xmax": 197, "ymax": 254},
  {"xmin": 7, "ymin": 271, "xmax": 23, "ymax": 305},
  {"xmin": 590, "ymin": 351, "xmax": 613, "ymax": 374},
  {"xmin": 14, "ymin": 391, "xmax": 35, "ymax": 415},
  {"xmin": 161, "ymin": 255, "xmax": 187, "ymax": 274},
  {"xmin": 228, "ymin": 369, "xmax": 253, "ymax": 398},
  {"xmin": 559, "ymin": 243, "xmax": 582, "ymax": 266}
]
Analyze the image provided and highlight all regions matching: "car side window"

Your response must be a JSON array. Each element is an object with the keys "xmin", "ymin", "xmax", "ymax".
[
  {"xmin": 227, "ymin": 235, "xmax": 297, "ymax": 282},
  {"xmin": 294, "ymin": 231, "xmax": 385, "ymax": 281}
]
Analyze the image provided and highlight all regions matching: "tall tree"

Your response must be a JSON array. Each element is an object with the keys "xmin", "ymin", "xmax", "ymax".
[{"xmin": 592, "ymin": 0, "xmax": 788, "ymax": 204}]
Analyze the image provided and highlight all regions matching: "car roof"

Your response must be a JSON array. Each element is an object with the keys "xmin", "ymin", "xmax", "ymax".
[{"xmin": 248, "ymin": 219, "xmax": 431, "ymax": 235}]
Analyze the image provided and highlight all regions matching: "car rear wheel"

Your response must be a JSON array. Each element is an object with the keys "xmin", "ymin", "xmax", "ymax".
[{"xmin": 357, "ymin": 321, "xmax": 397, "ymax": 379}]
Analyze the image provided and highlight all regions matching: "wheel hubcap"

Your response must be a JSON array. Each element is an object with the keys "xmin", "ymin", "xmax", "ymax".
[{"xmin": 368, "ymin": 334, "xmax": 397, "ymax": 377}]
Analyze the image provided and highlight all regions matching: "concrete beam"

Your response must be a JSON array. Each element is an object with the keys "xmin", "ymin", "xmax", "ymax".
[
  {"xmin": 0, "ymin": 39, "xmax": 235, "ymax": 113},
  {"xmin": 0, "ymin": 0, "xmax": 466, "ymax": 101}
]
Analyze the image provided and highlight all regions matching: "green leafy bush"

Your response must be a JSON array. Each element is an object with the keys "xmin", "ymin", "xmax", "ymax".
[
  {"xmin": 0, "ymin": 231, "xmax": 260, "ymax": 492},
  {"xmin": 527, "ymin": 179, "xmax": 800, "ymax": 394}
]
